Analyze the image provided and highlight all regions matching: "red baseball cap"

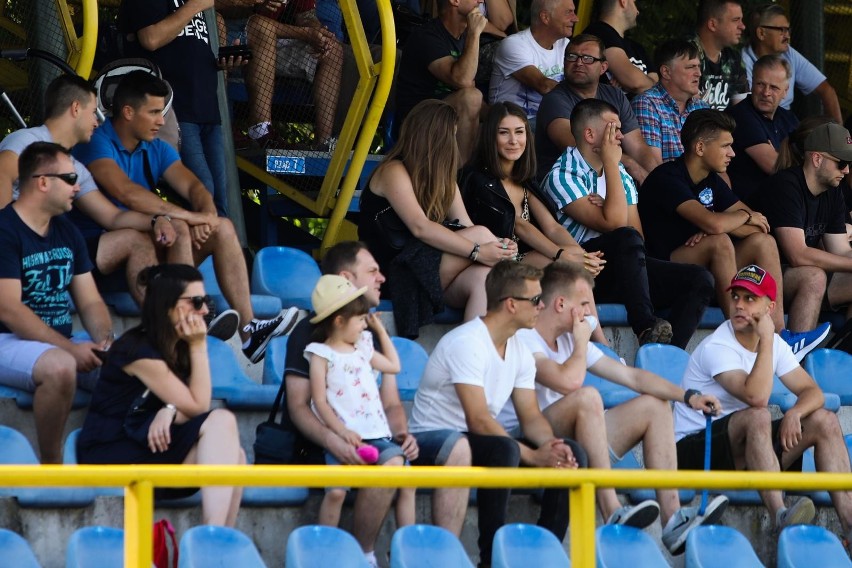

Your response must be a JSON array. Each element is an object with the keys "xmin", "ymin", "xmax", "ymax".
[{"xmin": 726, "ymin": 264, "xmax": 777, "ymax": 301}]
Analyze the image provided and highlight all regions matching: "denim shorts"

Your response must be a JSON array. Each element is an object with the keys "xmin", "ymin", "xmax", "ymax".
[
  {"xmin": 324, "ymin": 437, "xmax": 406, "ymax": 493},
  {"xmin": 410, "ymin": 429, "xmax": 464, "ymax": 467}
]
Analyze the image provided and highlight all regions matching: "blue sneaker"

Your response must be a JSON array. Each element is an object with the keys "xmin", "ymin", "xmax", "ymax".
[{"xmin": 780, "ymin": 323, "xmax": 831, "ymax": 362}]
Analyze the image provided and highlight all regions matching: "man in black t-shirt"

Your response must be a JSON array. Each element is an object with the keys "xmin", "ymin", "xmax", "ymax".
[
  {"xmin": 759, "ymin": 123, "xmax": 852, "ymax": 322},
  {"xmin": 639, "ymin": 109, "xmax": 830, "ymax": 361},
  {"xmin": 395, "ymin": 0, "xmax": 487, "ymax": 163},
  {"xmin": 0, "ymin": 143, "xmax": 113, "ymax": 463},
  {"xmin": 283, "ymin": 241, "xmax": 471, "ymax": 555},
  {"xmin": 693, "ymin": 0, "xmax": 749, "ymax": 110}
]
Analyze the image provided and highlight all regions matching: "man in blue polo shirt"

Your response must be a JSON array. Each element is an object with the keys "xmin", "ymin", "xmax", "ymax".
[{"xmin": 74, "ymin": 71, "xmax": 297, "ymax": 363}]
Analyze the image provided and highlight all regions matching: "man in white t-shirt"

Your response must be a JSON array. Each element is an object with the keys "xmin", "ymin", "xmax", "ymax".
[
  {"xmin": 410, "ymin": 261, "xmax": 584, "ymax": 565},
  {"xmin": 674, "ymin": 265, "xmax": 852, "ymax": 539},
  {"xmin": 488, "ymin": 0, "xmax": 578, "ymax": 125},
  {"xmin": 513, "ymin": 261, "xmax": 726, "ymax": 555}
]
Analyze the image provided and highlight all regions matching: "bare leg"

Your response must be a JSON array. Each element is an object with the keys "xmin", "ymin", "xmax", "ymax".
[
  {"xmin": 782, "ymin": 266, "xmax": 827, "ymax": 331},
  {"xmin": 440, "ymin": 226, "xmax": 496, "ymax": 321},
  {"xmin": 733, "ymin": 233, "xmax": 785, "ymax": 332},
  {"xmin": 352, "ymin": 460, "xmax": 400, "ymax": 552},
  {"xmin": 671, "ymin": 234, "xmax": 736, "ymax": 317},
  {"xmin": 95, "ymin": 229, "xmax": 158, "ymax": 305},
  {"xmin": 442, "ymin": 87, "xmax": 483, "ymax": 165},
  {"xmin": 395, "ymin": 488, "xmax": 416, "ymax": 527},
  {"xmin": 163, "ymin": 220, "xmax": 195, "ymax": 266},
  {"xmin": 31, "ymin": 349, "xmax": 76, "ymax": 463},
  {"xmin": 725, "ymin": 408, "xmax": 785, "ymax": 516},
  {"xmin": 544, "ymin": 387, "xmax": 623, "ymax": 517},
  {"xmin": 827, "ymin": 272, "xmax": 852, "ymax": 317},
  {"xmin": 430, "ymin": 437, "xmax": 470, "ymax": 536},
  {"xmin": 606, "ymin": 396, "xmax": 679, "ymax": 524},
  {"xmin": 319, "ymin": 489, "xmax": 347, "ymax": 526},
  {"xmin": 312, "ymin": 39, "xmax": 343, "ymax": 142},
  {"xmin": 245, "ymin": 15, "xmax": 278, "ymax": 127}
]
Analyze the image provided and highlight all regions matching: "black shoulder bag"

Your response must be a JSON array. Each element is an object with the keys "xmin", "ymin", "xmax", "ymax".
[{"xmin": 253, "ymin": 380, "xmax": 297, "ymax": 464}]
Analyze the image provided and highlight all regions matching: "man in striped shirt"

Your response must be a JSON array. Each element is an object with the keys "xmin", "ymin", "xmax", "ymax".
[{"xmin": 542, "ymin": 99, "xmax": 714, "ymax": 348}]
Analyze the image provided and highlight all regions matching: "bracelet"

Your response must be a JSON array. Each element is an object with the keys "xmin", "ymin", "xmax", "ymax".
[
  {"xmin": 683, "ymin": 389, "xmax": 701, "ymax": 406},
  {"xmin": 738, "ymin": 209, "xmax": 751, "ymax": 225},
  {"xmin": 165, "ymin": 403, "xmax": 177, "ymax": 423},
  {"xmin": 553, "ymin": 248, "xmax": 565, "ymax": 261},
  {"xmin": 151, "ymin": 214, "xmax": 172, "ymax": 228},
  {"xmin": 468, "ymin": 243, "xmax": 480, "ymax": 262}
]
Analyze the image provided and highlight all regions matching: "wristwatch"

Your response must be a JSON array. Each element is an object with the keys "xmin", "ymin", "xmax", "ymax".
[
  {"xmin": 151, "ymin": 214, "xmax": 172, "ymax": 228},
  {"xmin": 683, "ymin": 389, "xmax": 702, "ymax": 406}
]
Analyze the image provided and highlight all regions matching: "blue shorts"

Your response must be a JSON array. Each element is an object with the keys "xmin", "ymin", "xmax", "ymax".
[
  {"xmin": 410, "ymin": 429, "xmax": 464, "ymax": 466},
  {"xmin": 324, "ymin": 437, "xmax": 406, "ymax": 493}
]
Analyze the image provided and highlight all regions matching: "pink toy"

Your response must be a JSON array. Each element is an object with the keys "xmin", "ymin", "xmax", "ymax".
[{"xmin": 357, "ymin": 445, "xmax": 379, "ymax": 464}]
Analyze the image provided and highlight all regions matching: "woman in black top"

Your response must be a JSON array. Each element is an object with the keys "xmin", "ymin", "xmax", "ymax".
[{"xmin": 78, "ymin": 264, "xmax": 244, "ymax": 525}]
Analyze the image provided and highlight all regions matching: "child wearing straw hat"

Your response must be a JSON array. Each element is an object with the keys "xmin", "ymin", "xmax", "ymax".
[{"xmin": 305, "ymin": 274, "xmax": 416, "ymax": 533}]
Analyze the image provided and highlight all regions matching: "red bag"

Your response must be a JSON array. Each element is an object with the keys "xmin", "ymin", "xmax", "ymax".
[{"xmin": 152, "ymin": 519, "xmax": 178, "ymax": 568}]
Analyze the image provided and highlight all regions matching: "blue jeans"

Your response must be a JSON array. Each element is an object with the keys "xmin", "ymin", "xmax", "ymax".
[{"xmin": 178, "ymin": 122, "xmax": 229, "ymax": 216}]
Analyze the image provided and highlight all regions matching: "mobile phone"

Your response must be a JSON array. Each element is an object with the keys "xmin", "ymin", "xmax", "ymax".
[{"xmin": 218, "ymin": 45, "xmax": 253, "ymax": 61}]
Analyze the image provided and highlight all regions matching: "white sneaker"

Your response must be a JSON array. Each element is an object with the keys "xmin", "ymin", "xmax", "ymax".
[
  {"xmin": 661, "ymin": 494, "xmax": 729, "ymax": 555},
  {"xmin": 606, "ymin": 499, "xmax": 660, "ymax": 530}
]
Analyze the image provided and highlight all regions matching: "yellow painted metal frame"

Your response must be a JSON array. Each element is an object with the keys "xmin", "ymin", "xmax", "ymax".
[
  {"xmin": 234, "ymin": 0, "xmax": 396, "ymax": 256},
  {"xmin": 2, "ymin": 465, "xmax": 852, "ymax": 567}
]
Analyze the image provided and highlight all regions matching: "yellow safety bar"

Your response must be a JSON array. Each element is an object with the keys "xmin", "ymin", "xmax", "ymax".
[{"xmin": 2, "ymin": 465, "xmax": 852, "ymax": 567}]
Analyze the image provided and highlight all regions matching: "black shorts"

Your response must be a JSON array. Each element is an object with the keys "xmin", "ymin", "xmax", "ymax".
[
  {"xmin": 85, "ymin": 234, "xmax": 105, "ymax": 279},
  {"xmin": 676, "ymin": 412, "xmax": 803, "ymax": 472}
]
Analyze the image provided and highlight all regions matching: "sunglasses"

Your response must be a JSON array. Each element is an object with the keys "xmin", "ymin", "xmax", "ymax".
[
  {"xmin": 500, "ymin": 294, "xmax": 543, "ymax": 305},
  {"xmin": 179, "ymin": 295, "xmax": 212, "ymax": 310},
  {"xmin": 31, "ymin": 172, "xmax": 79, "ymax": 185},
  {"xmin": 822, "ymin": 153, "xmax": 850, "ymax": 170},
  {"xmin": 759, "ymin": 25, "xmax": 790, "ymax": 35},
  {"xmin": 565, "ymin": 53, "xmax": 605, "ymax": 65}
]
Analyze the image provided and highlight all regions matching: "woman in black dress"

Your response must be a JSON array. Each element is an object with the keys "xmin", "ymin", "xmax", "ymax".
[{"xmin": 78, "ymin": 264, "xmax": 244, "ymax": 526}]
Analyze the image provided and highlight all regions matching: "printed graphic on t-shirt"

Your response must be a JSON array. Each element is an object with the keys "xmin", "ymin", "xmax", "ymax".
[
  {"xmin": 21, "ymin": 247, "xmax": 74, "ymax": 329},
  {"xmin": 700, "ymin": 74, "xmax": 729, "ymax": 110},
  {"xmin": 176, "ymin": 0, "xmax": 209, "ymax": 45},
  {"xmin": 698, "ymin": 187, "xmax": 715, "ymax": 208}
]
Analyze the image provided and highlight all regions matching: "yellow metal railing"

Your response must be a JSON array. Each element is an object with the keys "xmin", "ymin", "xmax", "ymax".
[{"xmin": 3, "ymin": 465, "xmax": 852, "ymax": 567}]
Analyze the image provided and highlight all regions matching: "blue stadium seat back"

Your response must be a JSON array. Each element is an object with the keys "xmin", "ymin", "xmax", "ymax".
[
  {"xmin": 684, "ymin": 525, "xmax": 763, "ymax": 568},
  {"xmin": 433, "ymin": 306, "xmax": 464, "ymax": 325},
  {"xmin": 596, "ymin": 304, "xmax": 628, "ymax": 327},
  {"xmin": 492, "ymin": 523, "xmax": 569, "ymax": 568},
  {"xmin": 63, "ymin": 429, "xmax": 123, "ymax": 498},
  {"xmin": 198, "ymin": 257, "xmax": 282, "ymax": 319},
  {"xmin": 634, "ymin": 343, "xmax": 690, "ymax": 386},
  {"xmin": 286, "ymin": 525, "xmax": 370, "ymax": 568},
  {"xmin": 789, "ymin": 448, "xmax": 832, "ymax": 506},
  {"xmin": 102, "ymin": 291, "xmax": 141, "ymax": 317},
  {"xmin": 250, "ymin": 247, "xmax": 321, "ymax": 311},
  {"xmin": 584, "ymin": 343, "xmax": 638, "ymax": 408},
  {"xmin": 241, "ymin": 486, "xmax": 309, "ymax": 506},
  {"xmin": 596, "ymin": 525, "xmax": 668, "ymax": 568},
  {"xmin": 718, "ymin": 490, "xmax": 762, "ymax": 505},
  {"xmin": 392, "ymin": 337, "xmax": 429, "ymax": 401},
  {"xmin": 612, "ymin": 450, "xmax": 696, "ymax": 504},
  {"xmin": 804, "ymin": 348, "xmax": 852, "ymax": 405},
  {"xmin": 0, "ymin": 529, "xmax": 41, "ymax": 568},
  {"xmin": 770, "ymin": 372, "xmax": 839, "ymax": 412},
  {"xmin": 698, "ymin": 308, "xmax": 725, "ymax": 329},
  {"xmin": 66, "ymin": 526, "xmax": 124, "ymax": 568},
  {"xmin": 778, "ymin": 525, "xmax": 851, "ymax": 568},
  {"xmin": 178, "ymin": 525, "xmax": 265, "ymax": 568},
  {"xmin": 263, "ymin": 335, "xmax": 288, "ymax": 386},
  {"xmin": 390, "ymin": 524, "xmax": 474, "ymax": 568},
  {"xmin": 206, "ymin": 336, "xmax": 256, "ymax": 397}
]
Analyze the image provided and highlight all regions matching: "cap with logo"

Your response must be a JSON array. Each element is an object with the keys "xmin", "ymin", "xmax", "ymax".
[
  {"xmin": 726, "ymin": 264, "xmax": 777, "ymax": 301},
  {"xmin": 803, "ymin": 123, "xmax": 852, "ymax": 161}
]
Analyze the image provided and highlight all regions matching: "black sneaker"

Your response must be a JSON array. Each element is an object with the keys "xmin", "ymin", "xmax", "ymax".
[
  {"xmin": 207, "ymin": 309, "xmax": 240, "ymax": 340},
  {"xmin": 242, "ymin": 307, "xmax": 300, "ymax": 363}
]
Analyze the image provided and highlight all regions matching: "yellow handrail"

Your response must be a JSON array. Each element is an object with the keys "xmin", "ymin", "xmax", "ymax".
[{"xmin": 3, "ymin": 464, "xmax": 852, "ymax": 567}]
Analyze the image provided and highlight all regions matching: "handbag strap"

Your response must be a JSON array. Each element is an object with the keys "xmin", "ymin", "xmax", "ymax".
[{"xmin": 266, "ymin": 378, "xmax": 287, "ymax": 425}]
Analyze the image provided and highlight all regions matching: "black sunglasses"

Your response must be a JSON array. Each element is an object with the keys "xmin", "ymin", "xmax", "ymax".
[
  {"xmin": 31, "ymin": 172, "xmax": 79, "ymax": 185},
  {"xmin": 500, "ymin": 294, "xmax": 543, "ymax": 305},
  {"xmin": 179, "ymin": 295, "xmax": 212, "ymax": 310},
  {"xmin": 759, "ymin": 25, "xmax": 790, "ymax": 34},
  {"xmin": 565, "ymin": 53, "xmax": 605, "ymax": 65},
  {"xmin": 822, "ymin": 153, "xmax": 851, "ymax": 170}
]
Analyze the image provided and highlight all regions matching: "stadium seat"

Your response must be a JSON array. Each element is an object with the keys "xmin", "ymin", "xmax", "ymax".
[
  {"xmin": 63, "ymin": 429, "xmax": 122, "ymax": 498},
  {"xmin": 803, "ymin": 348, "xmax": 852, "ymax": 405},
  {"xmin": 492, "ymin": 523, "xmax": 569, "ymax": 568},
  {"xmin": 684, "ymin": 525, "xmax": 762, "ymax": 567},
  {"xmin": 634, "ymin": 343, "xmax": 690, "ymax": 385},
  {"xmin": 596, "ymin": 525, "xmax": 668, "ymax": 567},
  {"xmin": 612, "ymin": 449, "xmax": 696, "ymax": 504},
  {"xmin": 66, "ymin": 526, "xmax": 123, "ymax": 568},
  {"xmin": 263, "ymin": 335, "xmax": 288, "ymax": 386},
  {"xmin": 286, "ymin": 525, "xmax": 370, "ymax": 567},
  {"xmin": 0, "ymin": 529, "xmax": 41, "ymax": 567},
  {"xmin": 584, "ymin": 343, "xmax": 638, "ymax": 408},
  {"xmin": 770, "ymin": 373, "xmax": 839, "ymax": 413},
  {"xmin": 390, "ymin": 524, "xmax": 474, "ymax": 568},
  {"xmin": 207, "ymin": 337, "xmax": 278, "ymax": 409},
  {"xmin": 178, "ymin": 525, "xmax": 264, "ymax": 567},
  {"xmin": 778, "ymin": 525, "xmax": 850, "ymax": 568},
  {"xmin": 198, "ymin": 256, "xmax": 282, "ymax": 320},
  {"xmin": 251, "ymin": 246, "xmax": 321, "ymax": 311},
  {"xmin": 392, "ymin": 337, "xmax": 429, "ymax": 401},
  {"xmin": 596, "ymin": 304, "xmax": 725, "ymax": 329}
]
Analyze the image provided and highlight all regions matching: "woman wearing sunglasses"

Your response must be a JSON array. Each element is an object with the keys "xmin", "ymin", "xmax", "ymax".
[{"xmin": 77, "ymin": 264, "xmax": 244, "ymax": 526}]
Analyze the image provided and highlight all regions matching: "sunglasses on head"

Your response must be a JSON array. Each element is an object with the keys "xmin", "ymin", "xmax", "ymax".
[
  {"xmin": 179, "ymin": 295, "xmax": 212, "ymax": 310},
  {"xmin": 31, "ymin": 172, "xmax": 79, "ymax": 185}
]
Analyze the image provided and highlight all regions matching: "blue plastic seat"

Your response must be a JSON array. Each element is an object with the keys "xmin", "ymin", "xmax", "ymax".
[
  {"xmin": 63, "ymin": 429, "xmax": 122, "ymax": 498},
  {"xmin": 634, "ymin": 343, "xmax": 690, "ymax": 385},
  {"xmin": 241, "ymin": 486, "xmax": 309, "ymax": 506},
  {"xmin": 595, "ymin": 304, "xmax": 725, "ymax": 329},
  {"xmin": 178, "ymin": 525, "xmax": 265, "ymax": 567},
  {"xmin": 596, "ymin": 525, "xmax": 668, "ymax": 568},
  {"xmin": 207, "ymin": 337, "xmax": 278, "ymax": 409},
  {"xmin": 263, "ymin": 335, "xmax": 288, "ymax": 386},
  {"xmin": 392, "ymin": 337, "xmax": 428, "ymax": 401},
  {"xmin": 198, "ymin": 256, "xmax": 282, "ymax": 320},
  {"xmin": 612, "ymin": 449, "xmax": 696, "ymax": 504},
  {"xmin": 286, "ymin": 525, "xmax": 370, "ymax": 568},
  {"xmin": 0, "ymin": 529, "xmax": 41, "ymax": 567},
  {"xmin": 770, "ymin": 373, "xmax": 840, "ymax": 412},
  {"xmin": 66, "ymin": 526, "xmax": 124, "ymax": 568},
  {"xmin": 684, "ymin": 525, "xmax": 763, "ymax": 567},
  {"xmin": 102, "ymin": 291, "xmax": 141, "ymax": 317},
  {"xmin": 250, "ymin": 246, "xmax": 322, "ymax": 311},
  {"xmin": 492, "ymin": 523, "xmax": 569, "ymax": 568},
  {"xmin": 390, "ymin": 524, "xmax": 473, "ymax": 568},
  {"xmin": 778, "ymin": 525, "xmax": 851, "ymax": 568},
  {"xmin": 584, "ymin": 343, "xmax": 638, "ymax": 408},
  {"xmin": 804, "ymin": 348, "xmax": 852, "ymax": 405}
]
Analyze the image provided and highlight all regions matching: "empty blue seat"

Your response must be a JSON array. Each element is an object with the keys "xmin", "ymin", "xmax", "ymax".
[
  {"xmin": 492, "ymin": 523, "xmax": 569, "ymax": 568},
  {"xmin": 0, "ymin": 529, "xmax": 41, "ymax": 567},
  {"xmin": 778, "ymin": 525, "xmax": 850, "ymax": 568},
  {"xmin": 770, "ymin": 373, "xmax": 839, "ymax": 412},
  {"xmin": 263, "ymin": 335, "xmax": 288, "ymax": 386},
  {"xmin": 804, "ymin": 348, "xmax": 852, "ymax": 405},
  {"xmin": 241, "ymin": 486, "xmax": 309, "ymax": 506},
  {"xmin": 207, "ymin": 337, "xmax": 277, "ymax": 409},
  {"xmin": 251, "ymin": 247, "xmax": 321, "ymax": 311},
  {"xmin": 198, "ymin": 256, "xmax": 282, "ymax": 320},
  {"xmin": 634, "ymin": 343, "xmax": 690, "ymax": 385},
  {"xmin": 595, "ymin": 305, "xmax": 725, "ymax": 329},
  {"xmin": 66, "ymin": 526, "xmax": 123, "ymax": 568},
  {"xmin": 596, "ymin": 525, "xmax": 668, "ymax": 568},
  {"xmin": 584, "ymin": 343, "xmax": 637, "ymax": 408},
  {"xmin": 390, "ymin": 524, "xmax": 473, "ymax": 568},
  {"xmin": 178, "ymin": 525, "xmax": 265, "ymax": 567},
  {"xmin": 392, "ymin": 337, "xmax": 428, "ymax": 401},
  {"xmin": 684, "ymin": 525, "xmax": 763, "ymax": 567},
  {"xmin": 612, "ymin": 449, "xmax": 696, "ymax": 504},
  {"xmin": 286, "ymin": 525, "xmax": 370, "ymax": 567}
]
